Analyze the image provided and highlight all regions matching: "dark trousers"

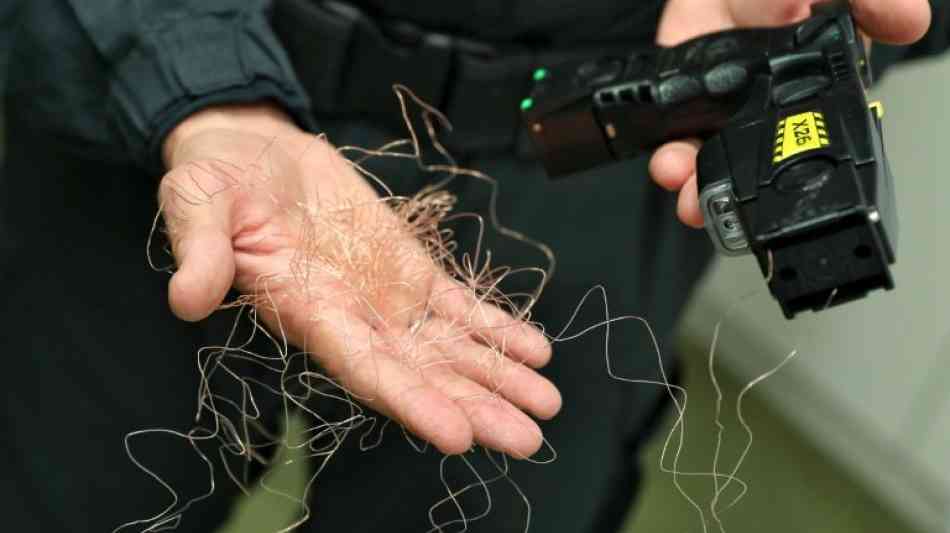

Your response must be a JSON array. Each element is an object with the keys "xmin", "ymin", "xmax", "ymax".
[{"xmin": 0, "ymin": 112, "xmax": 711, "ymax": 532}]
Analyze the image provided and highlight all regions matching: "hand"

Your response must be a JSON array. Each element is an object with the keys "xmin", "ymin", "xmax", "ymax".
[
  {"xmin": 650, "ymin": 0, "xmax": 932, "ymax": 228},
  {"xmin": 159, "ymin": 103, "xmax": 561, "ymax": 457}
]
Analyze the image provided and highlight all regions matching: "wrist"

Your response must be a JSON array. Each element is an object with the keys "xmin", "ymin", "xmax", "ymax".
[{"xmin": 162, "ymin": 102, "xmax": 301, "ymax": 169}]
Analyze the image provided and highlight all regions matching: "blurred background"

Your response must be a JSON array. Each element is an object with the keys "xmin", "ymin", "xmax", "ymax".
[{"xmin": 0, "ymin": 4, "xmax": 945, "ymax": 531}]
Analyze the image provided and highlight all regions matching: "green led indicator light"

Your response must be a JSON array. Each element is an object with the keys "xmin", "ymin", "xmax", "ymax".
[
  {"xmin": 521, "ymin": 98, "xmax": 534, "ymax": 111},
  {"xmin": 533, "ymin": 68, "xmax": 549, "ymax": 82}
]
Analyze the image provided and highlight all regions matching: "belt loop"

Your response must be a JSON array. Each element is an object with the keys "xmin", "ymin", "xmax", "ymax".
[
  {"xmin": 339, "ymin": 26, "xmax": 454, "ymax": 119},
  {"xmin": 271, "ymin": 0, "xmax": 358, "ymax": 111},
  {"xmin": 326, "ymin": 3, "xmax": 455, "ymax": 124}
]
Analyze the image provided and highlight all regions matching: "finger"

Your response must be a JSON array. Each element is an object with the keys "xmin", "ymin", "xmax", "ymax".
[
  {"xmin": 429, "ymin": 277, "xmax": 552, "ymax": 369},
  {"xmin": 419, "ymin": 361, "xmax": 545, "ymax": 458},
  {"xmin": 378, "ymin": 363, "xmax": 476, "ymax": 456},
  {"xmin": 658, "ymin": 0, "xmax": 813, "ymax": 46},
  {"xmin": 160, "ymin": 165, "xmax": 237, "ymax": 322},
  {"xmin": 649, "ymin": 139, "xmax": 702, "ymax": 192},
  {"xmin": 851, "ymin": 0, "xmax": 931, "ymax": 44},
  {"xmin": 417, "ymin": 318, "xmax": 562, "ymax": 420},
  {"xmin": 169, "ymin": 224, "xmax": 235, "ymax": 321},
  {"xmin": 452, "ymin": 342, "xmax": 562, "ymax": 420},
  {"xmin": 657, "ymin": 0, "xmax": 735, "ymax": 45},
  {"xmin": 300, "ymin": 308, "xmax": 475, "ymax": 455},
  {"xmin": 677, "ymin": 173, "xmax": 705, "ymax": 229},
  {"xmin": 726, "ymin": 0, "xmax": 817, "ymax": 27}
]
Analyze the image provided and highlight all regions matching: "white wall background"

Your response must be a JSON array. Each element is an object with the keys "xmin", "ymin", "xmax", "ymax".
[{"xmin": 680, "ymin": 54, "xmax": 950, "ymax": 532}]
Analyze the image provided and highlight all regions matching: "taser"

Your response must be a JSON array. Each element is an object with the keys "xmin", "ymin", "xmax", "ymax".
[{"xmin": 522, "ymin": 0, "xmax": 895, "ymax": 318}]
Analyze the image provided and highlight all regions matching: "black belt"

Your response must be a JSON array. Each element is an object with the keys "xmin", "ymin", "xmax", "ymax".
[{"xmin": 272, "ymin": 0, "xmax": 642, "ymax": 156}]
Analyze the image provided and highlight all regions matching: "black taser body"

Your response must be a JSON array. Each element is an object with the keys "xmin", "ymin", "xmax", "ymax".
[{"xmin": 521, "ymin": 1, "xmax": 897, "ymax": 318}]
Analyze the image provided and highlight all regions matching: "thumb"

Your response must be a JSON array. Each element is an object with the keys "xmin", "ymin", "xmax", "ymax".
[
  {"xmin": 169, "ymin": 223, "xmax": 235, "ymax": 322},
  {"xmin": 850, "ymin": 0, "xmax": 932, "ymax": 44},
  {"xmin": 162, "ymin": 177, "xmax": 237, "ymax": 322}
]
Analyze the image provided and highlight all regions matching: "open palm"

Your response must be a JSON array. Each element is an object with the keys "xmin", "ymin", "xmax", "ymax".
[{"xmin": 159, "ymin": 118, "xmax": 561, "ymax": 458}]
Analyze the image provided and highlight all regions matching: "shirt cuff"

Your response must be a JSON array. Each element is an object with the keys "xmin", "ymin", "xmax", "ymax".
[{"xmin": 108, "ymin": 10, "xmax": 318, "ymax": 175}]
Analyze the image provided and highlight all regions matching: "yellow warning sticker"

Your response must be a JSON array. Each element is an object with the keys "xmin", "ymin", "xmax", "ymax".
[{"xmin": 773, "ymin": 111, "xmax": 830, "ymax": 164}]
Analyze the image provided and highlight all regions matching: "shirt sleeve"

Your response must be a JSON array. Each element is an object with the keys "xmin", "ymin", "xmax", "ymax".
[
  {"xmin": 11, "ymin": 0, "xmax": 316, "ymax": 175},
  {"xmin": 872, "ymin": 0, "xmax": 950, "ymax": 80}
]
